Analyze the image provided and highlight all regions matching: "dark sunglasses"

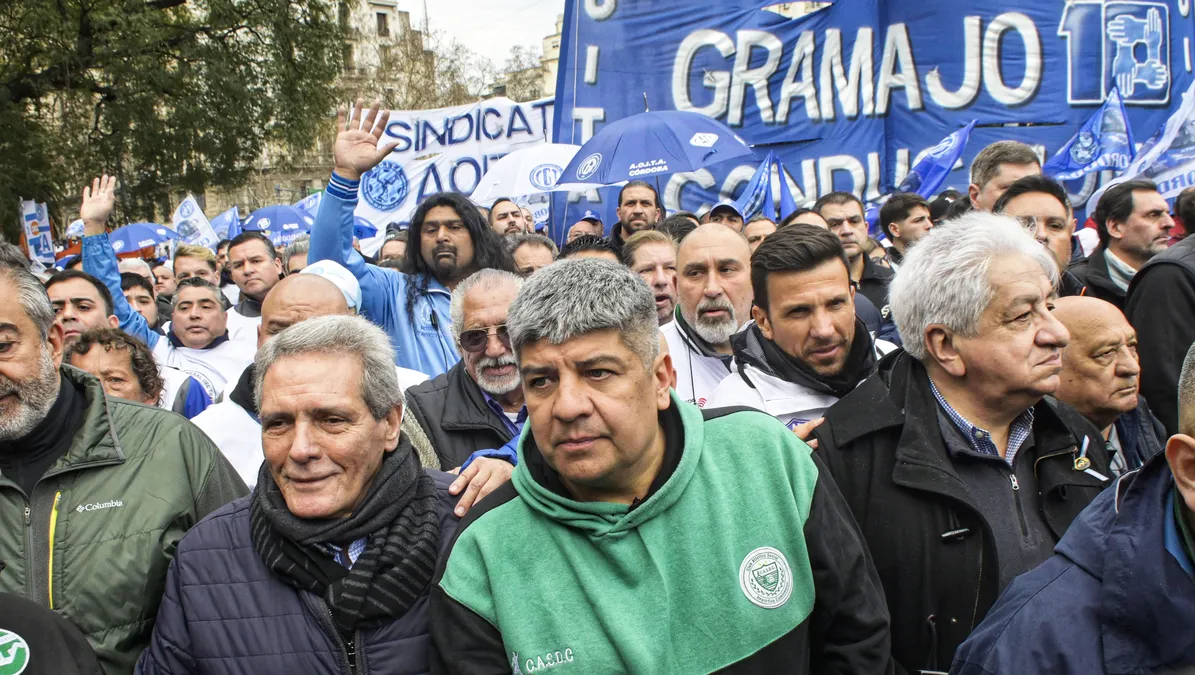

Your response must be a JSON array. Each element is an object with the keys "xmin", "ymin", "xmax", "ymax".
[{"xmin": 459, "ymin": 325, "xmax": 510, "ymax": 353}]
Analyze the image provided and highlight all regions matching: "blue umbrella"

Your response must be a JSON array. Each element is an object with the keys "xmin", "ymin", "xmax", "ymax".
[
  {"xmin": 558, "ymin": 111, "xmax": 757, "ymax": 186},
  {"xmin": 242, "ymin": 206, "xmax": 314, "ymax": 246},
  {"xmin": 107, "ymin": 222, "xmax": 179, "ymax": 255},
  {"xmin": 353, "ymin": 216, "xmax": 378, "ymax": 240}
]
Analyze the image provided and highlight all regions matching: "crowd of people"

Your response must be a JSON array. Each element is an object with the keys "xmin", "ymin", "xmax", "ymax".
[{"xmin": 2, "ymin": 100, "xmax": 1195, "ymax": 675}]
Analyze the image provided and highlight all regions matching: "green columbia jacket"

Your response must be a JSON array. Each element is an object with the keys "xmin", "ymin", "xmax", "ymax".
[{"xmin": 0, "ymin": 366, "xmax": 248, "ymax": 675}]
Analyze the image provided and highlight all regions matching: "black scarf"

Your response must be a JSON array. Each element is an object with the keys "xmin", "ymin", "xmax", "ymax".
[
  {"xmin": 0, "ymin": 373, "xmax": 82, "ymax": 497},
  {"xmin": 249, "ymin": 438, "xmax": 441, "ymax": 639},
  {"xmin": 228, "ymin": 364, "xmax": 257, "ymax": 420},
  {"xmin": 736, "ymin": 319, "xmax": 878, "ymax": 399},
  {"xmin": 167, "ymin": 330, "xmax": 231, "ymax": 350}
]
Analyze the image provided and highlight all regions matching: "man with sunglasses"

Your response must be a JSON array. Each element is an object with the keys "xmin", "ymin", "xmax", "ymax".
[{"xmin": 406, "ymin": 270, "xmax": 525, "ymax": 497}]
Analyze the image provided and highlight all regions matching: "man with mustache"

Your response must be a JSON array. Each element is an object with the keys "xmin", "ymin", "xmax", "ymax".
[
  {"xmin": 1053, "ymin": 296, "xmax": 1165, "ymax": 475},
  {"xmin": 608, "ymin": 181, "xmax": 663, "ymax": 255},
  {"xmin": 489, "ymin": 198, "xmax": 528, "ymax": 237},
  {"xmin": 661, "ymin": 224, "xmax": 754, "ymax": 407},
  {"xmin": 707, "ymin": 225, "xmax": 897, "ymax": 428},
  {"xmin": 811, "ymin": 213, "xmax": 1113, "ymax": 672},
  {"xmin": 1070, "ymin": 180, "xmax": 1174, "ymax": 311},
  {"xmin": 310, "ymin": 100, "xmax": 514, "ymax": 377},
  {"xmin": 816, "ymin": 192, "xmax": 895, "ymax": 324},
  {"xmin": 0, "ymin": 243, "xmax": 246, "ymax": 675},
  {"xmin": 406, "ymin": 270, "xmax": 523, "ymax": 511}
]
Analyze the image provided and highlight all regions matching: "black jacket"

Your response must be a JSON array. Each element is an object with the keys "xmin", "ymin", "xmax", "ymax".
[
  {"xmin": 1068, "ymin": 245, "xmax": 1126, "ymax": 309},
  {"xmin": 405, "ymin": 362, "xmax": 515, "ymax": 470},
  {"xmin": 0, "ymin": 591, "xmax": 103, "ymax": 675},
  {"xmin": 1111, "ymin": 395, "xmax": 1166, "ymax": 472},
  {"xmin": 812, "ymin": 351, "xmax": 1112, "ymax": 673},
  {"xmin": 1124, "ymin": 235, "xmax": 1195, "ymax": 436},
  {"xmin": 856, "ymin": 255, "xmax": 894, "ymax": 322}
]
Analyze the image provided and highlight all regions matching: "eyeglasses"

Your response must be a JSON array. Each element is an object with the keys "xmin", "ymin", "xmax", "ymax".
[{"xmin": 459, "ymin": 325, "xmax": 510, "ymax": 353}]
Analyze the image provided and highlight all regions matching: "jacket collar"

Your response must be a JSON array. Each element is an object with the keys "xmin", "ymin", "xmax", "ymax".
[
  {"xmin": 859, "ymin": 253, "xmax": 894, "ymax": 284},
  {"xmin": 167, "ymin": 329, "xmax": 231, "ymax": 351},
  {"xmin": 235, "ymin": 295, "xmax": 263, "ymax": 318},
  {"xmin": 1059, "ymin": 454, "xmax": 1195, "ymax": 672},
  {"xmin": 826, "ymin": 351, "xmax": 1100, "ymax": 523},
  {"xmin": 1077, "ymin": 245, "xmax": 1126, "ymax": 298},
  {"xmin": 229, "ymin": 364, "xmax": 258, "ymax": 420},
  {"xmin": 55, "ymin": 366, "xmax": 126, "ymax": 469},
  {"xmin": 440, "ymin": 362, "xmax": 515, "ymax": 439}
]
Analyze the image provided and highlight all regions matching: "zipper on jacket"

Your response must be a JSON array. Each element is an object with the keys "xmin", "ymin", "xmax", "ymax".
[
  {"xmin": 47, "ymin": 491, "xmax": 61, "ymax": 609},
  {"xmin": 325, "ymin": 603, "xmax": 356, "ymax": 675},
  {"xmin": 1008, "ymin": 474, "xmax": 1030, "ymax": 539},
  {"xmin": 970, "ymin": 534, "xmax": 984, "ymax": 630},
  {"xmin": 23, "ymin": 505, "xmax": 33, "ymax": 601}
]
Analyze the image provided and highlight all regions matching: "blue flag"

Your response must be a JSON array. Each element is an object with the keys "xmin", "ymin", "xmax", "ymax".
[
  {"xmin": 210, "ymin": 207, "xmax": 240, "ymax": 239},
  {"xmin": 293, "ymin": 192, "xmax": 323, "ymax": 216},
  {"xmin": 1044, "ymin": 88, "xmax": 1136, "ymax": 181},
  {"xmin": 897, "ymin": 121, "xmax": 977, "ymax": 198},
  {"xmin": 733, "ymin": 153, "xmax": 800, "ymax": 221}
]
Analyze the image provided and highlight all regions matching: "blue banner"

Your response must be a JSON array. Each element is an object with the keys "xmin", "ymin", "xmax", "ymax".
[
  {"xmin": 1044, "ymin": 88, "xmax": 1136, "ymax": 180},
  {"xmin": 552, "ymin": 0, "xmax": 1195, "ymax": 223}
]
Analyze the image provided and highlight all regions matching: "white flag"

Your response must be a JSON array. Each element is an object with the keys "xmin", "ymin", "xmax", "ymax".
[{"xmin": 171, "ymin": 195, "xmax": 220, "ymax": 249}]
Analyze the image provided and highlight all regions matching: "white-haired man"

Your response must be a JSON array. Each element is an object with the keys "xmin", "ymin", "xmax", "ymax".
[
  {"xmin": 811, "ymin": 212, "xmax": 1113, "ymax": 673},
  {"xmin": 662, "ymin": 223, "xmax": 754, "ymax": 407},
  {"xmin": 430, "ymin": 259, "xmax": 894, "ymax": 673}
]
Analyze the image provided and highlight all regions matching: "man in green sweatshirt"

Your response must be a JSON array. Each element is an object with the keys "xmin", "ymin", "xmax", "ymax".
[{"xmin": 430, "ymin": 259, "xmax": 894, "ymax": 674}]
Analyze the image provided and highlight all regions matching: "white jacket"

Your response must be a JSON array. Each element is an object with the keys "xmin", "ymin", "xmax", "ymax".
[
  {"xmin": 151, "ymin": 337, "xmax": 256, "ymax": 401},
  {"xmin": 660, "ymin": 319, "xmax": 735, "ymax": 409},
  {"xmin": 706, "ymin": 338, "xmax": 899, "ymax": 428}
]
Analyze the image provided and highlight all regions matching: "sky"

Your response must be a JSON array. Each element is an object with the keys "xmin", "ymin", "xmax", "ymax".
[{"xmin": 409, "ymin": 0, "xmax": 565, "ymax": 67}]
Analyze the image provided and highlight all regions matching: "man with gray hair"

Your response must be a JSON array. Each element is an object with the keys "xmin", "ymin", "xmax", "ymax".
[
  {"xmin": 431, "ymin": 259, "xmax": 895, "ymax": 674},
  {"xmin": 405, "ymin": 269, "xmax": 524, "ymax": 513},
  {"xmin": 283, "ymin": 236, "xmax": 310, "ymax": 274},
  {"xmin": 508, "ymin": 233, "xmax": 558, "ymax": 277},
  {"xmin": 812, "ymin": 212, "xmax": 1112, "ymax": 672},
  {"xmin": 952, "ymin": 342, "xmax": 1195, "ymax": 675},
  {"xmin": 0, "ymin": 243, "xmax": 246, "ymax": 675},
  {"xmin": 138, "ymin": 315, "xmax": 461, "ymax": 675}
]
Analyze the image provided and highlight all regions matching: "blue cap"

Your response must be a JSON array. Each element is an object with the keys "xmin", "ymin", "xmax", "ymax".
[{"xmin": 580, "ymin": 210, "xmax": 603, "ymax": 224}]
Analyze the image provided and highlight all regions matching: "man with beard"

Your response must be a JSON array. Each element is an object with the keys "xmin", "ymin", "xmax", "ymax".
[
  {"xmin": 1053, "ymin": 296, "xmax": 1165, "ymax": 474},
  {"xmin": 79, "ymin": 177, "xmax": 254, "ymax": 399},
  {"xmin": 993, "ymin": 175, "xmax": 1087, "ymax": 297},
  {"xmin": 406, "ymin": 270, "xmax": 524, "ymax": 495},
  {"xmin": 0, "ymin": 245, "xmax": 246, "ymax": 675},
  {"xmin": 311, "ymin": 101, "xmax": 514, "ymax": 378},
  {"xmin": 707, "ymin": 225, "xmax": 897, "ymax": 428},
  {"xmin": 816, "ymin": 192, "xmax": 895, "ymax": 323},
  {"xmin": 608, "ymin": 181, "xmax": 663, "ymax": 254},
  {"xmin": 489, "ymin": 198, "xmax": 527, "ymax": 237},
  {"xmin": 811, "ymin": 213, "xmax": 1112, "ymax": 672},
  {"xmin": 662, "ymin": 224, "xmax": 754, "ymax": 407},
  {"xmin": 224, "ymin": 231, "xmax": 285, "ymax": 344},
  {"xmin": 623, "ymin": 230, "xmax": 678, "ymax": 326},
  {"xmin": 1070, "ymin": 180, "xmax": 1174, "ymax": 310}
]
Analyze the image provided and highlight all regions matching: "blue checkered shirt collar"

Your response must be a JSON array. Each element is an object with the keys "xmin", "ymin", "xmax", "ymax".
[
  {"xmin": 323, "ymin": 537, "xmax": 368, "ymax": 569},
  {"xmin": 928, "ymin": 377, "xmax": 1035, "ymax": 466}
]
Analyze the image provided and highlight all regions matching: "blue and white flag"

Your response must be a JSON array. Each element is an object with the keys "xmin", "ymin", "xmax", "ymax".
[
  {"xmin": 293, "ymin": 192, "xmax": 323, "ymax": 216},
  {"xmin": 1087, "ymin": 77, "xmax": 1195, "ymax": 210},
  {"xmin": 171, "ymin": 195, "xmax": 220, "ymax": 249},
  {"xmin": 1044, "ymin": 88, "xmax": 1135, "ymax": 181},
  {"xmin": 897, "ymin": 121, "xmax": 977, "ymax": 198},
  {"xmin": 733, "ymin": 152, "xmax": 799, "ymax": 221},
  {"xmin": 209, "ymin": 207, "xmax": 240, "ymax": 239},
  {"xmin": 19, "ymin": 200, "xmax": 54, "ymax": 265}
]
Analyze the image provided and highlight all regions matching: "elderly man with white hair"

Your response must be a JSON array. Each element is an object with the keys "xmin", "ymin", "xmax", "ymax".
[
  {"xmin": 811, "ymin": 211, "xmax": 1114, "ymax": 674},
  {"xmin": 138, "ymin": 315, "xmax": 461, "ymax": 675}
]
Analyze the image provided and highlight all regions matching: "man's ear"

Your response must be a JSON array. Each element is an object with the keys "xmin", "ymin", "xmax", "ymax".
[
  {"xmin": 751, "ymin": 305, "xmax": 773, "ymax": 341},
  {"xmin": 924, "ymin": 325, "xmax": 966, "ymax": 378},
  {"xmin": 107, "ymin": 314, "xmax": 120, "ymax": 329},
  {"xmin": 653, "ymin": 352, "xmax": 674, "ymax": 410},
  {"xmin": 1168, "ymin": 434, "xmax": 1195, "ymax": 512},
  {"xmin": 382, "ymin": 405, "xmax": 402, "ymax": 453},
  {"xmin": 47, "ymin": 322, "xmax": 66, "ymax": 368},
  {"xmin": 1106, "ymin": 218, "xmax": 1127, "ymax": 242},
  {"xmin": 968, "ymin": 183, "xmax": 981, "ymax": 209}
]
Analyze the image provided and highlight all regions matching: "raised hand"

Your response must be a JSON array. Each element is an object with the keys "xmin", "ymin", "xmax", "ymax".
[
  {"xmin": 80, "ymin": 175, "xmax": 117, "ymax": 236},
  {"xmin": 332, "ymin": 98, "xmax": 399, "ymax": 181}
]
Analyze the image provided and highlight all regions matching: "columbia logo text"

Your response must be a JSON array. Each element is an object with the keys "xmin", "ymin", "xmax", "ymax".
[{"xmin": 76, "ymin": 500, "xmax": 124, "ymax": 513}]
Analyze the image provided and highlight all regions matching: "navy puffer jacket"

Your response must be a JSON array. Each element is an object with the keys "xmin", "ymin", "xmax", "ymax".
[{"xmin": 136, "ymin": 471, "xmax": 460, "ymax": 675}]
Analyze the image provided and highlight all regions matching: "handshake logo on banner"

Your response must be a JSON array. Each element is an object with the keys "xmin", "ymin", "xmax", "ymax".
[{"xmin": 1107, "ymin": 4, "xmax": 1170, "ymax": 99}]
